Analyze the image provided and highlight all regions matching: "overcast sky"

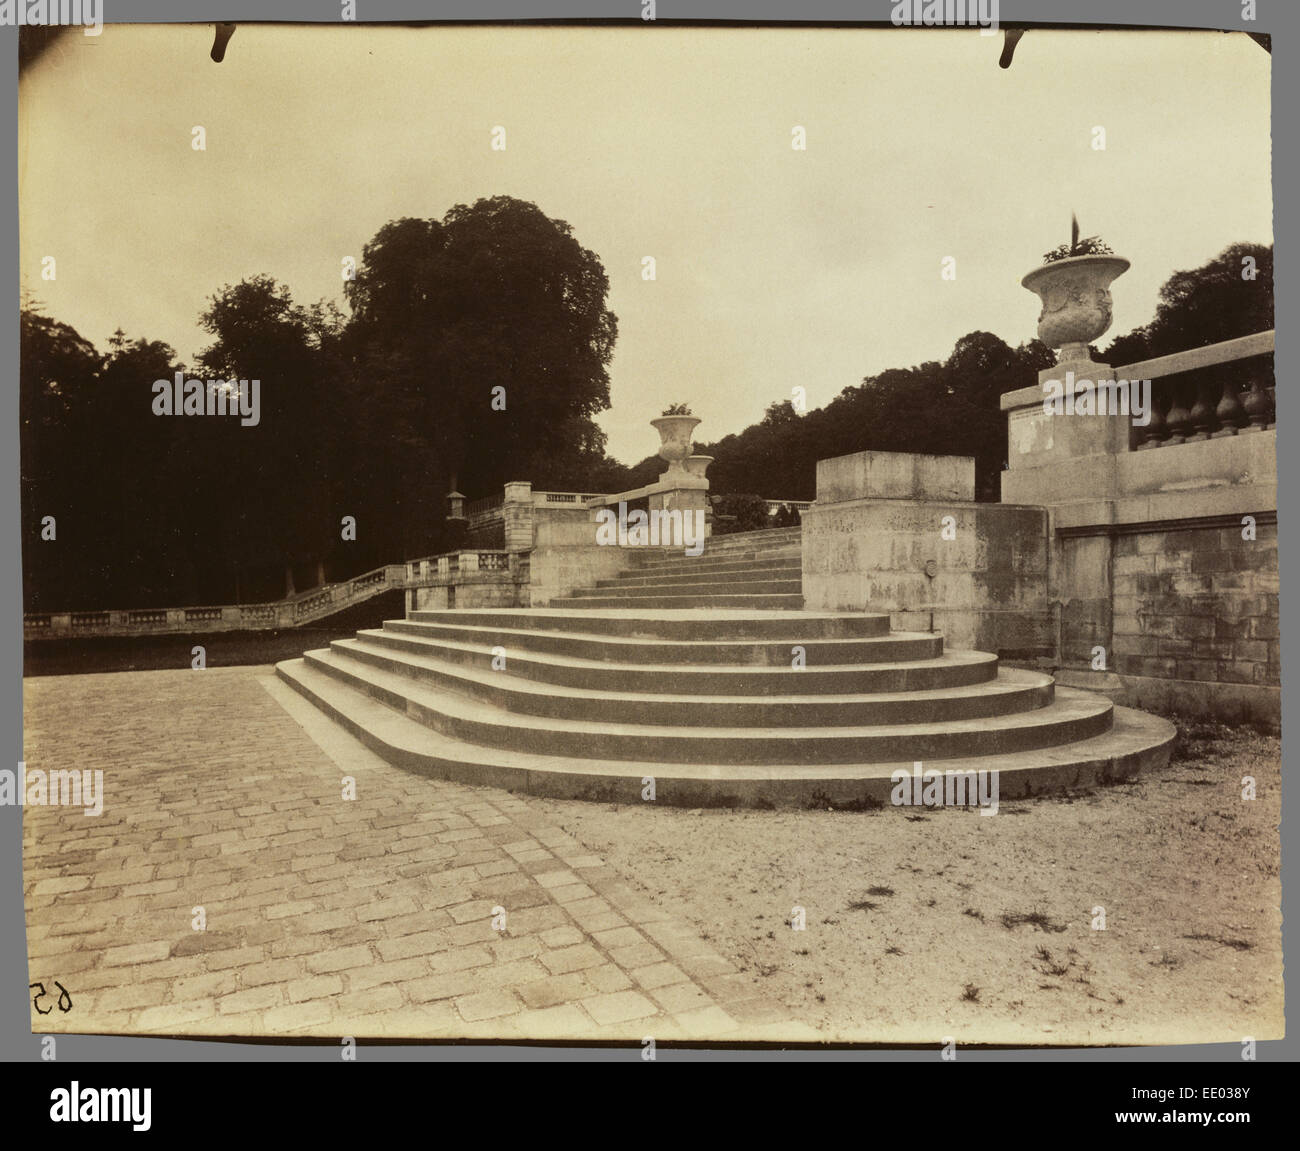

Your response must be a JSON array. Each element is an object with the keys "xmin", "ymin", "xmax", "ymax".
[{"xmin": 19, "ymin": 23, "xmax": 1272, "ymax": 465}]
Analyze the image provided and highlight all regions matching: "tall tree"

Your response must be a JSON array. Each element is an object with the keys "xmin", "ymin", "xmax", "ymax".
[
  {"xmin": 343, "ymin": 196, "xmax": 618, "ymax": 556},
  {"xmin": 197, "ymin": 275, "xmax": 343, "ymax": 598}
]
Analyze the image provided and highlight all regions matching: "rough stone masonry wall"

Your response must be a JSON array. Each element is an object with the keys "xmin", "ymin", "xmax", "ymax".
[
  {"xmin": 525, "ymin": 505, "xmax": 634, "ymax": 606},
  {"xmin": 409, "ymin": 577, "xmax": 523, "ymax": 611},
  {"xmin": 801, "ymin": 450, "xmax": 1053, "ymax": 659},
  {"xmin": 1099, "ymin": 518, "xmax": 1280, "ymax": 721}
]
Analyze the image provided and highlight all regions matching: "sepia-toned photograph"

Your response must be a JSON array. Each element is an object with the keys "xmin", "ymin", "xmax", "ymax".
[{"xmin": 17, "ymin": 18, "xmax": 1279, "ymax": 1049}]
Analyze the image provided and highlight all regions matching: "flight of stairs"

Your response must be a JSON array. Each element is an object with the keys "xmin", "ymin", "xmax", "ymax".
[
  {"xmin": 550, "ymin": 526, "xmax": 804, "ymax": 610},
  {"xmin": 276, "ymin": 526, "xmax": 1174, "ymax": 807}
]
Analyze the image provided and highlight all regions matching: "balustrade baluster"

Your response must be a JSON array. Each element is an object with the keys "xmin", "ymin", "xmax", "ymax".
[
  {"xmin": 1242, "ymin": 373, "xmax": 1271, "ymax": 431},
  {"xmin": 1164, "ymin": 379, "xmax": 1192, "ymax": 444},
  {"xmin": 1213, "ymin": 371, "xmax": 1248, "ymax": 436},
  {"xmin": 1187, "ymin": 372, "xmax": 1219, "ymax": 440},
  {"xmin": 1136, "ymin": 384, "xmax": 1169, "ymax": 449}
]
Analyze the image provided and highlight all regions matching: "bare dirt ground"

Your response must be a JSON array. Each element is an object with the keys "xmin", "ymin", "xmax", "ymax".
[{"xmin": 534, "ymin": 719, "xmax": 1283, "ymax": 1046}]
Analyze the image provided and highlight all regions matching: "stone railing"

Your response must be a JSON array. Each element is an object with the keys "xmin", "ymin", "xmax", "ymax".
[
  {"xmin": 403, "ymin": 549, "xmax": 527, "ymax": 612},
  {"xmin": 764, "ymin": 498, "xmax": 812, "ymax": 517},
  {"xmin": 25, "ymin": 562, "xmax": 409, "ymax": 640},
  {"xmin": 465, "ymin": 494, "xmax": 504, "ymax": 518},
  {"xmin": 1123, "ymin": 330, "xmax": 1275, "ymax": 449},
  {"xmin": 464, "ymin": 493, "xmax": 506, "ymax": 544},
  {"xmin": 403, "ymin": 549, "xmax": 513, "ymax": 583},
  {"xmin": 531, "ymin": 490, "xmax": 610, "ymax": 506}
]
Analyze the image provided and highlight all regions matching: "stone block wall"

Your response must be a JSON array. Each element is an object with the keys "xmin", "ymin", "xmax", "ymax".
[
  {"xmin": 409, "ymin": 578, "xmax": 523, "ymax": 611},
  {"xmin": 802, "ymin": 451, "xmax": 1052, "ymax": 658},
  {"xmin": 1070, "ymin": 517, "xmax": 1280, "ymax": 722},
  {"xmin": 525, "ymin": 505, "xmax": 634, "ymax": 606}
]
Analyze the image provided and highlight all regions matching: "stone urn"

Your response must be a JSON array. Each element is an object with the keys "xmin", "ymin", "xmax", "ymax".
[
  {"xmin": 684, "ymin": 454, "xmax": 713, "ymax": 480},
  {"xmin": 1021, "ymin": 254, "xmax": 1130, "ymax": 362},
  {"xmin": 650, "ymin": 415, "xmax": 701, "ymax": 475}
]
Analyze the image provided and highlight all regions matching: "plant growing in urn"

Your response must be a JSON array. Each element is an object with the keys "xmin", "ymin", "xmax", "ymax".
[
  {"xmin": 651, "ymin": 403, "xmax": 701, "ymax": 475},
  {"xmin": 1023, "ymin": 216, "xmax": 1129, "ymax": 363}
]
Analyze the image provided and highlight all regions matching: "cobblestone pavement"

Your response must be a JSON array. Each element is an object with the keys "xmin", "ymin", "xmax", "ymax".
[{"xmin": 22, "ymin": 667, "xmax": 813, "ymax": 1043}]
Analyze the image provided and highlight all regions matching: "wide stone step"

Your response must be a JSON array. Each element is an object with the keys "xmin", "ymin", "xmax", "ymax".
[
  {"xmin": 329, "ymin": 636, "xmax": 1050, "ymax": 726},
  {"xmin": 406, "ymin": 608, "xmax": 887, "ymax": 641},
  {"xmin": 277, "ymin": 656, "xmax": 1174, "ymax": 808},
  {"xmin": 568, "ymin": 577, "xmax": 802, "ymax": 599},
  {"xmin": 688, "ymin": 527, "xmax": 803, "ymax": 548},
  {"xmin": 551, "ymin": 592, "xmax": 806, "ymax": 610},
  {"xmin": 393, "ymin": 617, "xmax": 924, "ymax": 663},
  {"xmin": 367, "ymin": 626, "xmax": 986, "ymax": 690},
  {"xmin": 599, "ymin": 561, "xmax": 802, "ymax": 587},
  {"xmin": 627, "ymin": 548, "xmax": 803, "ymax": 573},
  {"xmin": 299, "ymin": 647, "xmax": 1113, "ymax": 764}
]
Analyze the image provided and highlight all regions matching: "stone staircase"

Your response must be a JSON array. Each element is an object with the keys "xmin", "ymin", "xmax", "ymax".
[
  {"xmin": 276, "ymin": 526, "xmax": 1174, "ymax": 807},
  {"xmin": 550, "ymin": 526, "xmax": 803, "ymax": 610}
]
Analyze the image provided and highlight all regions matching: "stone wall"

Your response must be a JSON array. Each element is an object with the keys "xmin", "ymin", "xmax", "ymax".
[
  {"xmin": 1056, "ymin": 516, "xmax": 1279, "ymax": 724},
  {"xmin": 1000, "ymin": 348, "xmax": 1278, "ymax": 726},
  {"xmin": 525, "ymin": 505, "xmax": 634, "ymax": 606},
  {"xmin": 408, "ymin": 578, "xmax": 523, "ymax": 611}
]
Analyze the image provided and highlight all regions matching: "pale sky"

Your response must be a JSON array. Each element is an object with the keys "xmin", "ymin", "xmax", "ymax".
[{"xmin": 19, "ymin": 23, "xmax": 1272, "ymax": 463}]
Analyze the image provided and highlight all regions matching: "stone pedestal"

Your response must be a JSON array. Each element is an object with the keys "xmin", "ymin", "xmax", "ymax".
[
  {"xmin": 503, "ymin": 481, "xmax": 534, "ymax": 553},
  {"xmin": 802, "ymin": 450, "xmax": 1050, "ymax": 657}
]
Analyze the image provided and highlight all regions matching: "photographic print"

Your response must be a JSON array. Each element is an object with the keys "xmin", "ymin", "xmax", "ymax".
[{"xmin": 17, "ymin": 17, "xmax": 1280, "ymax": 1049}]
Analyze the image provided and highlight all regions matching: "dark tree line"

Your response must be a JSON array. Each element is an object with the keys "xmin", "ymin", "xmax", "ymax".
[
  {"xmin": 21, "ymin": 228, "xmax": 1271, "ymax": 612},
  {"xmin": 21, "ymin": 196, "xmax": 620, "ymax": 611}
]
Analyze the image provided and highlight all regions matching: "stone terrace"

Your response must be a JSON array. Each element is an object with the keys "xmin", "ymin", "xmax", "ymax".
[{"xmin": 22, "ymin": 666, "xmax": 812, "ymax": 1043}]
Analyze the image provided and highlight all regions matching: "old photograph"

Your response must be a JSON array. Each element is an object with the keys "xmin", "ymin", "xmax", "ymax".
[{"xmin": 17, "ymin": 19, "xmax": 1279, "ymax": 1047}]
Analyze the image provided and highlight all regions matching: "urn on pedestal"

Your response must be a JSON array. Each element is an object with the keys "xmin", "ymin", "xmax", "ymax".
[
  {"xmin": 1022, "ymin": 253, "xmax": 1130, "ymax": 364},
  {"xmin": 651, "ymin": 409, "xmax": 701, "ymax": 477}
]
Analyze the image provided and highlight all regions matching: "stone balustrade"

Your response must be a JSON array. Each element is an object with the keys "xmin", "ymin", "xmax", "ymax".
[
  {"xmin": 25, "ymin": 562, "xmax": 410, "ymax": 641},
  {"xmin": 403, "ymin": 549, "xmax": 525, "ymax": 612},
  {"xmin": 1122, "ymin": 331, "xmax": 1275, "ymax": 449}
]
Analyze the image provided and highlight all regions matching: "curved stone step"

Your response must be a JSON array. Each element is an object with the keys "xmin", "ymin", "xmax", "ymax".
[
  {"xmin": 327, "ymin": 636, "xmax": 1051, "ymax": 726},
  {"xmin": 630, "ymin": 545, "xmax": 802, "ymax": 563},
  {"xmin": 623, "ymin": 552, "xmax": 802, "ymax": 574},
  {"xmin": 387, "ymin": 617, "xmax": 939, "ymax": 665},
  {"xmin": 406, "ymin": 608, "xmax": 885, "ymax": 641},
  {"xmin": 598, "ymin": 562, "xmax": 801, "ymax": 588},
  {"xmin": 300, "ymin": 647, "xmax": 1113, "ymax": 764},
  {"xmin": 551, "ymin": 592, "xmax": 805, "ymax": 610},
  {"xmin": 568, "ymin": 578, "xmax": 802, "ymax": 598},
  {"xmin": 661, "ymin": 527, "xmax": 801, "ymax": 552},
  {"xmin": 276, "ymin": 656, "xmax": 1174, "ymax": 808},
  {"xmin": 364, "ymin": 627, "xmax": 994, "ymax": 693}
]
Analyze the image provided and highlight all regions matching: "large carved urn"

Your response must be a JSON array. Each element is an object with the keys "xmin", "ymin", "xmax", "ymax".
[
  {"xmin": 684, "ymin": 454, "xmax": 713, "ymax": 479},
  {"xmin": 1021, "ymin": 254, "xmax": 1130, "ymax": 362},
  {"xmin": 650, "ymin": 415, "xmax": 701, "ymax": 475}
]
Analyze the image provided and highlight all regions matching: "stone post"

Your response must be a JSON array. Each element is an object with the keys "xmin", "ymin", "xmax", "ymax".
[{"xmin": 503, "ymin": 481, "xmax": 535, "ymax": 554}]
